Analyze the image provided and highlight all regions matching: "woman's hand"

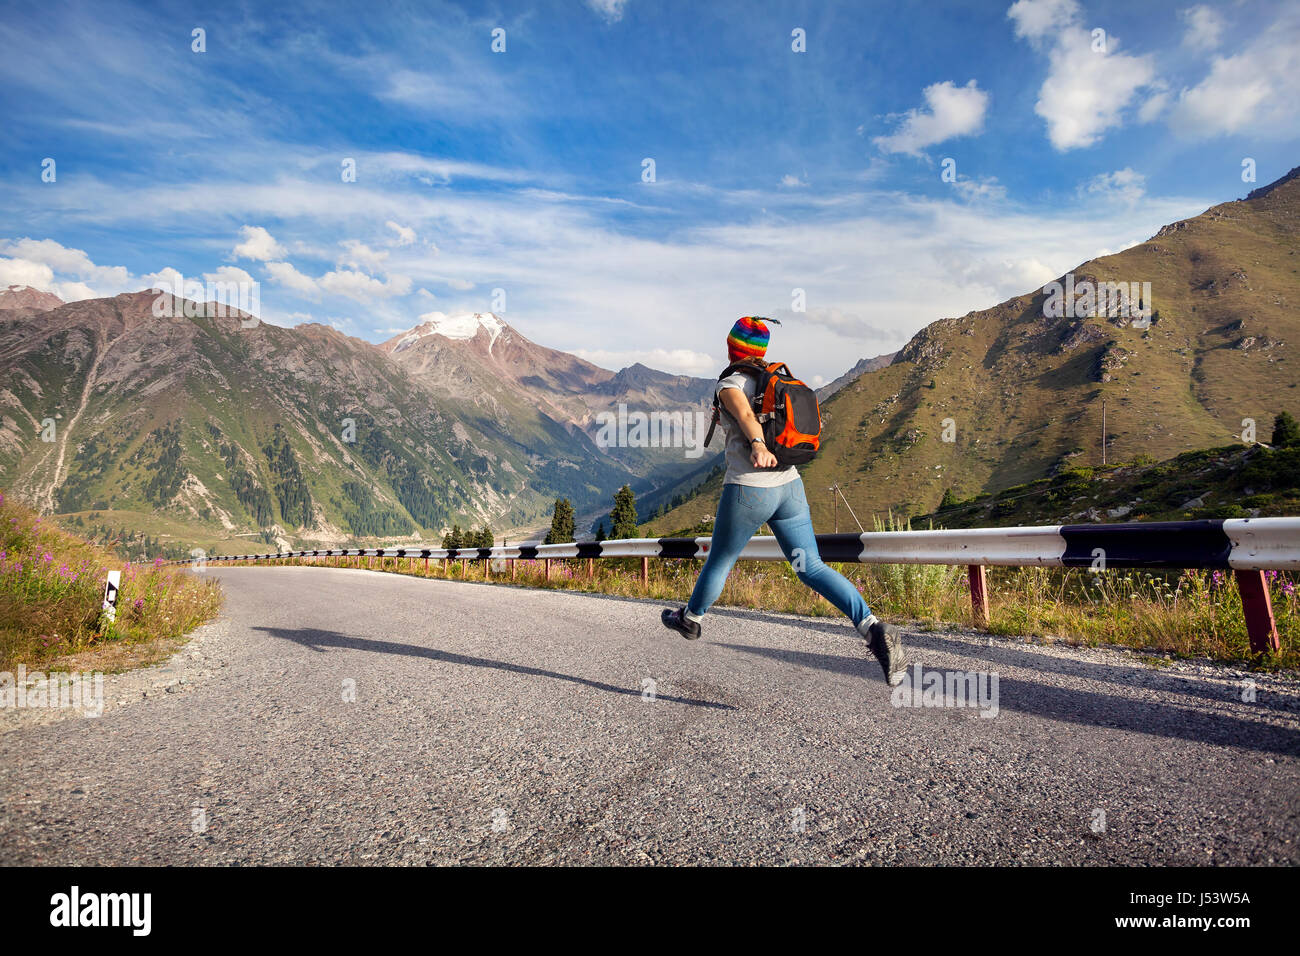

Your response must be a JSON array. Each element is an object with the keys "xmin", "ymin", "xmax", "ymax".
[{"xmin": 720, "ymin": 386, "xmax": 780, "ymax": 469}]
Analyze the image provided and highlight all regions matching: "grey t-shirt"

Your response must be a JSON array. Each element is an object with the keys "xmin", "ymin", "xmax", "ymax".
[{"xmin": 717, "ymin": 372, "xmax": 799, "ymax": 487}]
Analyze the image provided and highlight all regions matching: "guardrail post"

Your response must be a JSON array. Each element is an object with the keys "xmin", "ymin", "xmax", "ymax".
[
  {"xmin": 545, "ymin": 558, "xmax": 552, "ymax": 581},
  {"xmin": 587, "ymin": 557, "xmax": 594, "ymax": 579},
  {"xmin": 1235, "ymin": 569, "xmax": 1280, "ymax": 654},
  {"xmin": 968, "ymin": 564, "xmax": 989, "ymax": 626},
  {"xmin": 640, "ymin": 556, "xmax": 649, "ymax": 589},
  {"xmin": 511, "ymin": 558, "xmax": 516, "ymax": 581},
  {"xmin": 484, "ymin": 558, "xmax": 491, "ymax": 580}
]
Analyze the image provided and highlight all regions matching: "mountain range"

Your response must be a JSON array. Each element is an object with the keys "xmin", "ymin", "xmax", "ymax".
[{"xmin": 0, "ymin": 292, "xmax": 713, "ymax": 551}]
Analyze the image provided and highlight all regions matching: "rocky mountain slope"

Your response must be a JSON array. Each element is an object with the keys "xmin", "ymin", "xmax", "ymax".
[
  {"xmin": 646, "ymin": 164, "xmax": 1300, "ymax": 533},
  {"xmin": 817, "ymin": 351, "xmax": 896, "ymax": 400},
  {"xmin": 381, "ymin": 312, "xmax": 714, "ymax": 483}
]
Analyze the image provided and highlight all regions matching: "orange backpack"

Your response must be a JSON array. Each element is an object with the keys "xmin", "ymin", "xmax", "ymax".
[{"xmin": 703, "ymin": 360, "xmax": 822, "ymax": 466}]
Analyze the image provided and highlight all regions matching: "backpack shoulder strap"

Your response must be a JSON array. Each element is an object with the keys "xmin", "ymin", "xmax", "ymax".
[
  {"xmin": 718, "ymin": 361, "xmax": 766, "ymax": 382},
  {"xmin": 706, "ymin": 362, "xmax": 767, "ymax": 447}
]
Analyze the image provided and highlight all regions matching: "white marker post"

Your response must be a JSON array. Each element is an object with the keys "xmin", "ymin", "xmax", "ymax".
[{"xmin": 102, "ymin": 570, "xmax": 121, "ymax": 624}]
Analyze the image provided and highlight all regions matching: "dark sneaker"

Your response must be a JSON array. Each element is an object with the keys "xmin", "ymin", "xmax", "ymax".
[
  {"xmin": 661, "ymin": 606, "xmax": 702, "ymax": 640},
  {"xmin": 864, "ymin": 619, "xmax": 907, "ymax": 686}
]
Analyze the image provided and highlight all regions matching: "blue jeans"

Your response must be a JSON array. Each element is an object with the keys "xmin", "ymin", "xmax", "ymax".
[{"xmin": 687, "ymin": 477, "xmax": 873, "ymax": 627}]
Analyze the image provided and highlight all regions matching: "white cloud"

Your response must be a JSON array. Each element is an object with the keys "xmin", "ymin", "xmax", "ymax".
[
  {"xmin": 1168, "ymin": 9, "xmax": 1300, "ymax": 138},
  {"xmin": 338, "ymin": 239, "xmax": 389, "ymax": 272},
  {"xmin": 0, "ymin": 237, "xmax": 130, "ymax": 290},
  {"xmin": 319, "ymin": 268, "xmax": 412, "ymax": 302},
  {"xmin": 586, "ymin": 0, "xmax": 630, "ymax": 23},
  {"xmin": 874, "ymin": 80, "xmax": 990, "ymax": 156},
  {"xmin": 0, "ymin": 239, "xmax": 144, "ymax": 301},
  {"xmin": 1023, "ymin": 23, "xmax": 1158, "ymax": 150},
  {"xmin": 265, "ymin": 260, "xmax": 319, "ymax": 296},
  {"xmin": 386, "ymin": 220, "xmax": 416, "ymax": 245},
  {"xmin": 952, "ymin": 176, "xmax": 1008, "ymax": 202},
  {"xmin": 1181, "ymin": 5, "xmax": 1225, "ymax": 51},
  {"xmin": 232, "ymin": 225, "xmax": 286, "ymax": 261},
  {"xmin": 1007, "ymin": 0, "xmax": 1080, "ymax": 43},
  {"xmin": 203, "ymin": 265, "xmax": 255, "ymax": 285},
  {"xmin": 55, "ymin": 280, "xmax": 98, "ymax": 301},
  {"xmin": 1081, "ymin": 167, "xmax": 1146, "ymax": 204},
  {"xmin": 780, "ymin": 174, "xmax": 808, "ymax": 187},
  {"xmin": 142, "ymin": 266, "xmax": 184, "ymax": 290},
  {"xmin": 0, "ymin": 256, "xmax": 55, "ymax": 291}
]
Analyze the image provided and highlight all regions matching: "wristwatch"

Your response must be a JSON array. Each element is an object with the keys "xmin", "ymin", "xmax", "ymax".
[{"xmin": 749, "ymin": 438, "xmax": 764, "ymax": 446}]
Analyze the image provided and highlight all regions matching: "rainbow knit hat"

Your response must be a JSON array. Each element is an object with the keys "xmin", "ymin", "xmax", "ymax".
[{"xmin": 727, "ymin": 315, "xmax": 780, "ymax": 362}]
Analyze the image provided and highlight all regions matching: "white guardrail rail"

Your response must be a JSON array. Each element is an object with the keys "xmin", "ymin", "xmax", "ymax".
[{"xmin": 171, "ymin": 517, "xmax": 1300, "ymax": 653}]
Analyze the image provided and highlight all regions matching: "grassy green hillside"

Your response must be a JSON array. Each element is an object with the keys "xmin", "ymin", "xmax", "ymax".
[{"xmin": 914, "ymin": 436, "xmax": 1300, "ymax": 529}]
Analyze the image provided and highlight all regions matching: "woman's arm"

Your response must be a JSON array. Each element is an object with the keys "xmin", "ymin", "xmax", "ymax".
[{"xmin": 720, "ymin": 386, "xmax": 779, "ymax": 468}]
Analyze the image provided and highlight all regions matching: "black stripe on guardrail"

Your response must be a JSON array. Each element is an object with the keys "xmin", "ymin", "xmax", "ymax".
[
  {"xmin": 517, "ymin": 545, "xmax": 539, "ymax": 559},
  {"xmin": 1060, "ymin": 519, "xmax": 1232, "ymax": 568},
  {"xmin": 575, "ymin": 542, "xmax": 603, "ymax": 559},
  {"xmin": 658, "ymin": 537, "xmax": 702, "ymax": 558},
  {"xmin": 815, "ymin": 533, "xmax": 869, "ymax": 563}
]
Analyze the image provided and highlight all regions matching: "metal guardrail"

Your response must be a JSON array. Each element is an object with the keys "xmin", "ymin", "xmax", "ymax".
[{"xmin": 172, "ymin": 517, "xmax": 1298, "ymax": 654}]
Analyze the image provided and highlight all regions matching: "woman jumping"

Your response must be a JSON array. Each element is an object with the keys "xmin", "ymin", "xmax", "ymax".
[{"xmin": 660, "ymin": 316, "xmax": 907, "ymax": 685}]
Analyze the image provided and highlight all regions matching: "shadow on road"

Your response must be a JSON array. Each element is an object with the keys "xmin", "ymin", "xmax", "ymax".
[
  {"xmin": 717, "ymin": 642, "xmax": 1300, "ymax": 757},
  {"xmin": 253, "ymin": 625, "xmax": 736, "ymax": 711},
  {"xmin": 713, "ymin": 609, "xmax": 1299, "ymax": 715}
]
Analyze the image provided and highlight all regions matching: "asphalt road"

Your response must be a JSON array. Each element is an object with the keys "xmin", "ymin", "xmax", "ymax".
[{"xmin": 2, "ymin": 566, "xmax": 1297, "ymax": 865}]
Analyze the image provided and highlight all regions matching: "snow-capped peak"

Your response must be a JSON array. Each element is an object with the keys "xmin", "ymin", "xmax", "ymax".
[{"xmin": 392, "ymin": 311, "xmax": 506, "ymax": 353}]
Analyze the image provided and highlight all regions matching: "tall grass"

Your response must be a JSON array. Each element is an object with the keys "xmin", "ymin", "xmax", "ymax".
[{"xmin": 0, "ymin": 491, "xmax": 222, "ymax": 671}]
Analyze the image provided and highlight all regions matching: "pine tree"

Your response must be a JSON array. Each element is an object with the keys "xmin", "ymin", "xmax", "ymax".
[
  {"xmin": 940, "ymin": 488, "xmax": 958, "ymax": 509},
  {"xmin": 475, "ymin": 526, "xmax": 494, "ymax": 548},
  {"xmin": 609, "ymin": 485, "xmax": 638, "ymax": 539},
  {"xmin": 1271, "ymin": 411, "xmax": 1300, "ymax": 447},
  {"xmin": 596, "ymin": 522, "xmax": 607, "ymax": 541},
  {"xmin": 545, "ymin": 498, "xmax": 574, "ymax": 544},
  {"xmin": 442, "ymin": 524, "xmax": 464, "ymax": 549}
]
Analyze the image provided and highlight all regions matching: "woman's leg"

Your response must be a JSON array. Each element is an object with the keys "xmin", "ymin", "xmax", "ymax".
[
  {"xmin": 686, "ymin": 482, "xmax": 781, "ymax": 618},
  {"xmin": 767, "ymin": 478, "xmax": 875, "ymax": 628}
]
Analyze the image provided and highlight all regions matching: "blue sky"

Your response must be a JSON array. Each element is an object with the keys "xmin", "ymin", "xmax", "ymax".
[{"xmin": 1, "ymin": 0, "xmax": 1297, "ymax": 384}]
